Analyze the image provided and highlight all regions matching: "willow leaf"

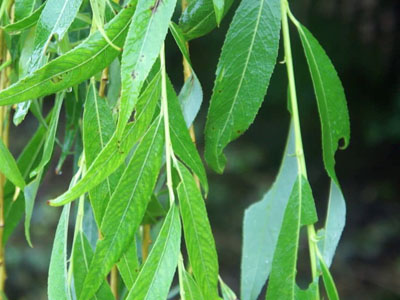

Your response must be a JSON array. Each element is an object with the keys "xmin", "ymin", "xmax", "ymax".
[
  {"xmin": 219, "ymin": 276, "xmax": 238, "ymax": 300},
  {"xmin": 0, "ymin": 4, "xmax": 136, "ymax": 106},
  {"xmin": 179, "ymin": 0, "xmax": 234, "ymax": 41},
  {"xmin": 176, "ymin": 161, "xmax": 218, "ymax": 299},
  {"xmin": 317, "ymin": 181, "xmax": 346, "ymax": 267},
  {"xmin": 83, "ymin": 82, "xmax": 118, "ymax": 225},
  {"xmin": 126, "ymin": 205, "xmax": 181, "ymax": 300},
  {"xmin": 297, "ymin": 24, "xmax": 350, "ymax": 184},
  {"xmin": 3, "ymin": 3, "xmax": 45, "ymax": 34},
  {"xmin": 48, "ymin": 75, "xmax": 160, "ymax": 207},
  {"xmin": 204, "ymin": 0, "xmax": 281, "ymax": 173},
  {"xmin": 117, "ymin": 239, "xmax": 140, "ymax": 289},
  {"xmin": 212, "ymin": 0, "xmax": 224, "ymax": 26},
  {"xmin": 79, "ymin": 117, "xmax": 164, "ymax": 300},
  {"xmin": 15, "ymin": 0, "xmax": 36, "ymax": 20},
  {"xmin": 318, "ymin": 254, "xmax": 339, "ymax": 300},
  {"xmin": 178, "ymin": 255, "xmax": 204, "ymax": 300},
  {"xmin": 241, "ymin": 124, "xmax": 296, "ymax": 300},
  {"xmin": 167, "ymin": 79, "xmax": 208, "ymax": 194},
  {"xmin": 30, "ymin": 93, "xmax": 64, "ymax": 178},
  {"xmin": 73, "ymin": 231, "xmax": 114, "ymax": 300},
  {"xmin": 48, "ymin": 204, "xmax": 71, "ymax": 300},
  {"xmin": 0, "ymin": 138, "xmax": 25, "ymax": 189},
  {"xmin": 169, "ymin": 22, "xmax": 203, "ymax": 127},
  {"xmin": 266, "ymin": 176, "xmax": 317, "ymax": 299},
  {"xmin": 116, "ymin": 0, "xmax": 177, "ymax": 136}
]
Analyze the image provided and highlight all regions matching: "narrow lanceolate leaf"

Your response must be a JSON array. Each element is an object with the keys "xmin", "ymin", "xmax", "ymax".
[
  {"xmin": 241, "ymin": 124, "xmax": 297, "ymax": 300},
  {"xmin": 117, "ymin": 239, "xmax": 140, "ymax": 289},
  {"xmin": 318, "ymin": 254, "xmax": 339, "ymax": 300},
  {"xmin": 0, "ymin": 139, "xmax": 25, "ymax": 189},
  {"xmin": 0, "ymin": 4, "xmax": 136, "ymax": 106},
  {"xmin": 29, "ymin": 0, "xmax": 83, "ymax": 69},
  {"xmin": 116, "ymin": 0, "xmax": 177, "ymax": 136},
  {"xmin": 79, "ymin": 117, "xmax": 164, "ymax": 300},
  {"xmin": 49, "ymin": 77, "xmax": 160, "ymax": 207},
  {"xmin": 179, "ymin": 0, "xmax": 235, "ymax": 41},
  {"xmin": 126, "ymin": 206, "xmax": 181, "ymax": 300},
  {"xmin": 167, "ymin": 79, "xmax": 208, "ymax": 194},
  {"xmin": 212, "ymin": 0, "xmax": 224, "ymax": 26},
  {"xmin": 297, "ymin": 24, "xmax": 350, "ymax": 184},
  {"xmin": 73, "ymin": 231, "xmax": 114, "ymax": 299},
  {"xmin": 15, "ymin": 0, "xmax": 36, "ymax": 20},
  {"xmin": 83, "ymin": 82, "xmax": 117, "ymax": 225},
  {"xmin": 176, "ymin": 161, "xmax": 218, "ymax": 299},
  {"xmin": 169, "ymin": 22, "xmax": 203, "ymax": 127},
  {"xmin": 178, "ymin": 255, "xmax": 204, "ymax": 300},
  {"xmin": 219, "ymin": 276, "xmax": 238, "ymax": 300},
  {"xmin": 317, "ymin": 181, "xmax": 346, "ymax": 267},
  {"xmin": 205, "ymin": 0, "xmax": 281, "ymax": 173},
  {"xmin": 48, "ymin": 204, "xmax": 71, "ymax": 300},
  {"xmin": 266, "ymin": 176, "xmax": 317, "ymax": 299},
  {"xmin": 3, "ymin": 3, "xmax": 45, "ymax": 34},
  {"xmin": 30, "ymin": 93, "xmax": 64, "ymax": 177}
]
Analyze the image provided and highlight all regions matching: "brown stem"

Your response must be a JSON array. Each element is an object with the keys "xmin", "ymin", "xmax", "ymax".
[
  {"xmin": 142, "ymin": 224, "xmax": 152, "ymax": 262},
  {"xmin": 99, "ymin": 68, "xmax": 109, "ymax": 98}
]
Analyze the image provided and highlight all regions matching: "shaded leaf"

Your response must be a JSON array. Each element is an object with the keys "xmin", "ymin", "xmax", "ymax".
[
  {"xmin": 204, "ymin": 0, "xmax": 281, "ymax": 173},
  {"xmin": 126, "ymin": 205, "xmax": 181, "ymax": 300},
  {"xmin": 0, "ymin": 4, "xmax": 136, "ymax": 105},
  {"xmin": 318, "ymin": 254, "xmax": 339, "ymax": 300},
  {"xmin": 219, "ymin": 276, "xmax": 238, "ymax": 300},
  {"xmin": 297, "ymin": 24, "xmax": 350, "ymax": 184},
  {"xmin": 3, "ymin": 3, "xmax": 45, "ymax": 34},
  {"xmin": 241, "ymin": 124, "xmax": 297, "ymax": 300},
  {"xmin": 0, "ymin": 138, "xmax": 25, "ymax": 189},
  {"xmin": 15, "ymin": 0, "xmax": 36, "ymax": 20},
  {"xmin": 117, "ymin": 238, "xmax": 140, "ymax": 289},
  {"xmin": 79, "ymin": 117, "xmax": 164, "ymax": 300},
  {"xmin": 116, "ymin": 0, "xmax": 177, "ymax": 136},
  {"xmin": 176, "ymin": 161, "xmax": 219, "ymax": 299}
]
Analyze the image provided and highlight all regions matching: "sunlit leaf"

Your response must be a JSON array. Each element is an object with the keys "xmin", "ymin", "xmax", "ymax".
[
  {"xmin": 3, "ymin": 3, "xmax": 45, "ymax": 34},
  {"xmin": 178, "ymin": 255, "xmax": 204, "ymax": 300},
  {"xmin": 117, "ymin": 238, "xmax": 140, "ymax": 289}
]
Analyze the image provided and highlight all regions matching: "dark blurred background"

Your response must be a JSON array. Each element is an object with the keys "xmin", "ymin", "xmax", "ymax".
[{"xmin": 5, "ymin": 0, "xmax": 400, "ymax": 299}]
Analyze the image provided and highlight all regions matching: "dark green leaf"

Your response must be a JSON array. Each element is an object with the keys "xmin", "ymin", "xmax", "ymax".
[
  {"xmin": 297, "ymin": 24, "xmax": 350, "ymax": 184},
  {"xmin": 179, "ymin": 0, "xmax": 234, "ymax": 41},
  {"xmin": 0, "ymin": 4, "xmax": 136, "ymax": 105},
  {"xmin": 204, "ymin": 0, "xmax": 281, "ymax": 173},
  {"xmin": 176, "ymin": 161, "xmax": 218, "ymax": 299},
  {"xmin": 3, "ymin": 3, "xmax": 45, "ymax": 34},
  {"xmin": 15, "ymin": 0, "xmax": 36, "ymax": 20},
  {"xmin": 79, "ymin": 117, "xmax": 164, "ymax": 300},
  {"xmin": 241, "ymin": 124, "xmax": 297, "ymax": 300},
  {"xmin": 116, "ymin": 0, "xmax": 177, "ymax": 136},
  {"xmin": 48, "ymin": 204, "xmax": 71, "ymax": 300},
  {"xmin": 0, "ymin": 138, "xmax": 25, "ymax": 189},
  {"xmin": 125, "ymin": 205, "xmax": 181, "ymax": 300},
  {"xmin": 24, "ymin": 174, "xmax": 41, "ymax": 247}
]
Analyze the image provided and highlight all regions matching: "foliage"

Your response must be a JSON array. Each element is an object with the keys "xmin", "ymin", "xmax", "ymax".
[{"xmin": 0, "ymin": 0, "xmax": 349, "ymax": 299}]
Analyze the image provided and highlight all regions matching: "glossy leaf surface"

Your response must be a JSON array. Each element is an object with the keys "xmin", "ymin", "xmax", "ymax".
[{"xmin": 205, "ymin": 0, "xmax": 281, "ymax": 173}]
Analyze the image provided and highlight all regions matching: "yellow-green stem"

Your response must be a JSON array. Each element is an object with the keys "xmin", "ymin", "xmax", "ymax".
[{"xmin": 280, "ymin": 0, "xmax": 319, "ymax": 297}]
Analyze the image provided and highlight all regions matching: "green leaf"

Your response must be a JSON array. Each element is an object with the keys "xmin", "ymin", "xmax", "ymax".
[
  {"xmin": 266, "ymin": 175, "xmax": 316, "ymax": 299},
  {"xmin": 204, "ymin": 0, "xmax": 281, "ymax": 173},
  {"xmin": 317, "ymin": 181, "xmax": 346, "ymax": 267},
  {"xmin": 241, "ymin": 124, "xmax": 297, "ymax": 300},
  {"xmin": 0, "ymin": 138, "xmax": 25, "ymax": 189},
  {"xmin": 48, "ymin": 204, "xmax": 71, "ymax": 300},
  {"xmin": 3, "ymin": 3, "xmax": 45, "ymax": 34},
  {"xmin": 15, "ymin": 0, "xmax": 36, "ymax": 20},
  {"xmin": 24, "ymin": 174, "xmax": 41, "ymax": 247},
  {"xmin": 179, "ymin": 0, "xmax": 234, "ymax": 41},
  {"xmin": 178, "ymin": 255, "xmax": 205, "ymax": 300},
  {"xmin": 219, "ymin": 276, "xmax": 238, "ymax": 300},
  {"xmin": 30, "ymin": 92, "xmax": 64, "ymax": 177},
  {"xmin": 296, "ymin": 24, "xmax": 350, "ymax": 184},
  {"xmin": 116, "ymin": 0, "xmax": 177, "ymax": 137},
  {"xmin": 48, "ymin": 74, "xmax": 161, "ymax": 206},
  {"xmin": 117, "ymin": 238, "xmax": 140, "ymax": 289},
  {"xmin": 29, "ymin": 0, "xmax": 83, "ymax": 69},
  {"xmin": 0, "ymin": 4, "xmax": 136, "ymax": 106},
  {"xmin": 176, "ymin": 161, "xmax": 219, "ymax": 299},
  {"xmin": 125, "ymin": 205, "xmax": 181, "ymax": 300},
  {"xmin": 169, "ymin": 22, "xmax": 203, "ymax": 127},
  {"xmin": 167, "ymin": 78, "xmax": 208, "ymax": 194},
  {"xmin": 318, "ymin": 254, "xmax": 339, "ymax": 300},
  {"xmin": 212, "ymin": 0, "xmax": 224, "ymax": 26},
  {"xmin": 79, "ymin": 117, "xmax": 164, "ymax": 300},
  {"xmin": 83, "ymin": 82, "xmax": 118, "ymax": 225},
  {"xmin": 73, "ymin": 231, "xmax": 114, "ymax": 300}
]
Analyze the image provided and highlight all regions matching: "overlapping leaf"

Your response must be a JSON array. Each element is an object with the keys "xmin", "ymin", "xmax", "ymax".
[
  {"xmin": 3, "ymin": 3, "xmax": 45, "ymax": 34},
  {"xmin": 205, "ymin": 0, "xmax": 281, "ymax": 173},
  {"xmin": 0, "ymin": 138, "xmax": 25, "ymax": 189}
]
